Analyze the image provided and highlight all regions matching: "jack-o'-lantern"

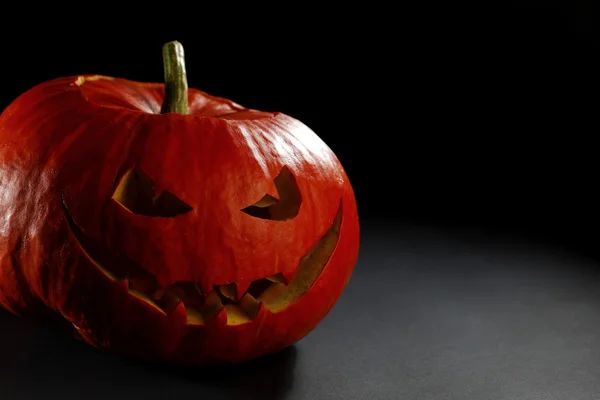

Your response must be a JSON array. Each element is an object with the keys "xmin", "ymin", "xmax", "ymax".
[{"xmin": 0, "ymin": 41, "xmax": 360, "ymax": 365}]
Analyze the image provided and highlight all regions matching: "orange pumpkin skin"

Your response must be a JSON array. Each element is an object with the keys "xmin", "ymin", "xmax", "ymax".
[{"xmin": 0, "ymin": 75, "xmax": 360, "ymax": 365}]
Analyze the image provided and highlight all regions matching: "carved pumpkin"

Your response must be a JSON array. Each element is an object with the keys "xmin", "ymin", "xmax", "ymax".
[{"xmin": 0, "ymin": 41, "xmax": 360, "ymax": 365}]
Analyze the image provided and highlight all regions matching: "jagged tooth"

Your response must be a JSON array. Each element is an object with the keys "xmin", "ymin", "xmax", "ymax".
[
  {"xmin": 196, "ymin": 280, "xmax": 213, "ymax": 298},
  {"xmin": 281, "ymin": 271, "xmax": 294, "ymax": 285},
  {"xmin": 234, "ymin": 280, "xmax": 252, "ymax": 301},
  {"xmin": 239, "ymin": 293, "xmax": 261, "ymax": 319},
  {"xmin": 185, "ymin": 305, "xmax": 205, "ymax": 326},
  {"xmin": 202, "ymin": 290, "xmax": 223, "ymax": 320},
  {"xmin": 204, "ymin": 290, "xmax": 222, "ymax": 307},
  {"xmin": 266, "ymin": 273, "xmax": 286, "ymax": 284},
  {"xmin": 224, "ymin": 304, "xmax": 251, "ymax": 325},
  {"xmin": 254, "ymin": 301, "xmax": 273, "ymax": 320},
  {"xmin": 155, "ymin": 291, "xmax": 181, "ymax": 314},
  {"xmin": 206, "ymin": 306, "xmax": 227, "ymax": 327},
  {"xmin": 219, "ymin": 283, "xmax": 237, "ymax": 301},
  {"xmin": 167, "ymin": 300, "xmax": 187, "ymax": 320}
]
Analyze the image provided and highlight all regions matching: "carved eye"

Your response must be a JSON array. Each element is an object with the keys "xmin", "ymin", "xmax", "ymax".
[
  {"xmin": 242, "ymin": 167, "xmax": 302, "ymax": 221},
  {"xmin": 112, "ymin": 168, "xmax": 193, "ymax": 217}
]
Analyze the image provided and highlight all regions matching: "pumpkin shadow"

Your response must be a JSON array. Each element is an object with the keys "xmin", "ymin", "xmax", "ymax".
[
  {"xmin": 145, "ymin": 346, "xmax": 298, "ymax": 399},
  {"xmin": 0, "ymin": 309, "xmax": 297, "ymax": 400}
]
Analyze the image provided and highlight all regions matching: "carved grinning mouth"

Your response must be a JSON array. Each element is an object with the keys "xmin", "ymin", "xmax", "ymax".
[{"xmin": 61, "ymin": 198, "xmax": 342, "ymax": 326}]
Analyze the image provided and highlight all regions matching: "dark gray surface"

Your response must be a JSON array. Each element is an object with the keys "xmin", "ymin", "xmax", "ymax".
[{"xmin": 1, "ymin": 220, "xmax": 600, "ymax": 399}]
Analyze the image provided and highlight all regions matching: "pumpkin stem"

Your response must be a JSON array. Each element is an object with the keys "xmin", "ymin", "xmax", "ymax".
[{"xmin": 160, "ymin": 41, "xmax": 189, "ymax": 115}]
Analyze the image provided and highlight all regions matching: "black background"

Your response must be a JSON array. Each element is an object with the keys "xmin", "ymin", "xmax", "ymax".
[
  {"xmin": 1, "ymin": 3, "xmax": 600, "ymax": 399},
  {"xmin": 1, "ymin": 3, "xmax": 597, "ymax": 247}
]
